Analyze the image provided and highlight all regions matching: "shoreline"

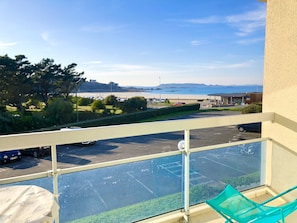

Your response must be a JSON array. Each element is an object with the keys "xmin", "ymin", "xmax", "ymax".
[{"xmin": 77, "ymin": 92, "xmax": 219, "ymax": 101}]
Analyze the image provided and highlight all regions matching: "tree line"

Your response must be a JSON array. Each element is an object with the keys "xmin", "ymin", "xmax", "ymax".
[
  {"xmin": 0, "ymin": 54, "xmax": 85, "ymax": 114},
  {"xmin": 0, "ymin": 54, "xmax": 148, "ymax": 134}
]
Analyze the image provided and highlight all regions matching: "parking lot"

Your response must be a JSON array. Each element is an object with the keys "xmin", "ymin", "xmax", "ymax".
[
  {"xmin": 0, "ymin": 111, "xmax": 260, "ymax": 179},
  {"xmin": 0, "ymin": 111, "xmax": 262, "ymax": 222}
]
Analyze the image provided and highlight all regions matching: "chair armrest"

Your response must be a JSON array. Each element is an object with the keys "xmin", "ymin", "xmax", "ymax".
[{"xmin": 261, "ymin": 185, "xmax": 297, "ymax": 205}]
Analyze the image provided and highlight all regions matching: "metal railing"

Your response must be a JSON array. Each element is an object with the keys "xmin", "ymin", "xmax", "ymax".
[{"xmin": 0, "ymin": 112, "xmax": 275, "ymax": 222}]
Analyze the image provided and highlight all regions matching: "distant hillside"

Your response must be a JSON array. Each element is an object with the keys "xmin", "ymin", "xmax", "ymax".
[
  {"xmin": 160, "ymin": 83, "xmax": 207, "ymax": 88},
  {"xmin": 156, "ymin": 83, "xmax": 263, "ymax": 93},
  {"xmin": 144, "ymin": 83, "xmax": 263, "ymax": 95},
  {"xmin": 158, "ymin": 83, "xmax": 262, "ymax": 88},
  {"xmin": 78, "ymin": 81, "xmax": 263, "ymax": 94},
  {"xmin": 79, "ymin": 81, "xmax": 141, "ymax": 92}
]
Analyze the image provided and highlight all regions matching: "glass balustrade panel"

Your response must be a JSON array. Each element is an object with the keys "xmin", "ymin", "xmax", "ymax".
[
  {"xmin": 58, "ymin": 155, "xmax": 183, "ymax": 223},
  {"xmin": 189, "ymin": 141, "xmax": 266, "ymax": 205}
]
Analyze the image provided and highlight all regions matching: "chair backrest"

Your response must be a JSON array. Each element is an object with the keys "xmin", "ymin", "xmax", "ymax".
[
  {"xmin": 206, "ymin": 185, "xmax": 279, "ymax": 222},
  {"xmin": 206, "ymin": 185, "xmax": 256, "ymax": 219}
]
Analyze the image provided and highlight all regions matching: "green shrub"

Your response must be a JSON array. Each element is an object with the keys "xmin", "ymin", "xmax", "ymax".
[
  {"xmin": 221, "ymin": 172, "xmax": 260, "ymax": 187},
  {"xmin": 91, "ymin": 100, "xmax": 105, "ymax": 112},
  {"xmin": 5, "ymin": 103, "xmax": 201, "ymax": 132},
  {"xmin": 104, "ymin": 95, "xmax": 118, "ymax": 106},
  {"xmin": 0, "ymin": 111, "xmax": 14, "ymax": 134},
  {"xmin": 120, "ymin": 96, "xmax": 147, "ymax": 113},
  {"xmin": 45, "ymin": 98, "xmax": 74, "ymax": 125},
  {"xmin": 78, "ymin": 103, "xmax": 200, "ymax": 128},
  {"xmin": 78, "ymin": 97, "xmax": 94, "ymax": 106},
  {"xmin": 75, "ymin": 111, "xmax": 102, "ymax": 120},
  {"xmin": 241, "ymin": 104, "xmax": 262, "ymax": 114}
]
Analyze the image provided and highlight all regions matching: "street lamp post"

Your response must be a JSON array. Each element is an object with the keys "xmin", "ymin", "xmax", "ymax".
[
  {"xmin": 76, "ymin": 88, "xmax": 79, "ymax": 122},
  {"xmin": 159, "ymin": 76, "xmax": 161, "ymax": 100},
  {"xmin": 75, "ymin": 79, "xmax": 82, "ymax": 123}
]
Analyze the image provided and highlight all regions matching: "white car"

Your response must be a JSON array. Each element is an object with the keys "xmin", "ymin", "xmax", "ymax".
[{"xmin": 60, "ymin": 127, "xmax": 96, "ymax": 146}]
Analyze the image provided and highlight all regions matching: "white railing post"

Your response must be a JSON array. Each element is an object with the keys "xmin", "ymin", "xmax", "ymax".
[
  {"xmin": 51, "ymin": 144, "xmax": 60, "ymax": 223},
  {"xmin": 183, "ymin": 129, "xmax": 191, "ymax": 222},
  {"xmin": 264, "ymin": 139, "xmax": 272, "ymax": 186}
]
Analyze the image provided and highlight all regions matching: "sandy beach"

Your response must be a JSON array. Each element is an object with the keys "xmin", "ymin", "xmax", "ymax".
[{"xmin": 77, "ymin": 92, "xmax": 219, "ymax": 104}]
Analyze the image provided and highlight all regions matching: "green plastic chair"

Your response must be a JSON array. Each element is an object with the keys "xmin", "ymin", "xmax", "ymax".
[{"xmin": 206, "ymin": 184, "xmax": 297, "ymax": 223}]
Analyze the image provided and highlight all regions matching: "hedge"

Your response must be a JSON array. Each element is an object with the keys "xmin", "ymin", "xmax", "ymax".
[
  {"xmin": 76, "ymin": 103, "xmax": 200, "ymax": 128},
  {"xmin": 66, "ymin": 182, "xmax": 221, "ymax": 223}
]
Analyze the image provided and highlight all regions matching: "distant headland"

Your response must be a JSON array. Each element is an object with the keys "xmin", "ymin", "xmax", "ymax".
[
  {"xmin": 79, "ymin": 80, "xmax": 141, "ymax": 92},
  {"xmin": 79, "ymin": 80, "xmax": 263, "ymax": 95}
]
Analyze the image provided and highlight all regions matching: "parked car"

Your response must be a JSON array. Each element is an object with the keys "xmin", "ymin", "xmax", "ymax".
[
  {"xmin": 237, "ymin": 122, "xmax": 261, "ymax": 133},
  {"xmin": 173, "ymin": 102, "xmax": 186, "ymax": 106},
  {"xmin": 21, "ymin": 146, "xmax": 51, "ymax": 158},
  {"xmin": 60, "ymin": 127, "xmax": 96, "ymax": 146},
  {"xmin": 0, "ymin": 150, "xmax": 22, "ymax": 164}
]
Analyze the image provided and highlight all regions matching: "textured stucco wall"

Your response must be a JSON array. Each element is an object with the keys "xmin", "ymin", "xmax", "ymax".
[
  {"xmin": 263, "ymin": 0, "xmax": 297, "ymax": 148},
  {"xmin": 262, "ymin": 0, "xmax": 297, "ymax": 197}
]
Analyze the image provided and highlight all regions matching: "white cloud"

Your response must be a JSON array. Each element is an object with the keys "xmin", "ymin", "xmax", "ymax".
[
  {"xmin": 236, "ymin": 38, "xmax": 264, "ymax": 45},
  {"xmin": 82, "ymin": 62, "xmax": 157, "ymax": 75},
  {"xmin": 186, "ymin": 16, "xmax": 222, "ymax": 24},
  {"xmin": 84, "ymin": 60, "xmax": 102, "ymax": 64},
  {"xmin": 107, "ymin": 64, "xmax": 152, "ymax": 71},
  {"xmin": 185, "ymin": 5, "xmax": 266, "ymax": 36},
  {"xmin": 85, "ymin": 61, "xmax": 255, "ymax": 75},
  {"xmin": 80, "ymin": 24, "xmax": 126, "ymax": 33},
  {"xmin": 41, "ymin": 31, "xmax": 58, "ymax": 46},
  {"xmin": 83, "ymin": 63, "xmax": 168, "ymax": 86},
  {"xmin": 191, "ymin": 40, "xmax": 208, "ymax": 46},
  {"xmin": 0, "ymin": 41, "xmax": 18, "ymax": 50},
  {"xmin": 226, "ymin": 6, "xmax": 266, "ymax": 36},
  {"xmin": 197, "ymin": 60, "xmax": 255, "ymax": 70},
  {"xmin": 82, "ymin": 60, "xmax": 261, "ymax": 86}
]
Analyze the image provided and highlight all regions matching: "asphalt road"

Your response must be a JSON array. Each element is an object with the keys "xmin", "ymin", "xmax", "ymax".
[{"xmin": 0, "ymin": 110, "xmax": 260, "ymax": 179}]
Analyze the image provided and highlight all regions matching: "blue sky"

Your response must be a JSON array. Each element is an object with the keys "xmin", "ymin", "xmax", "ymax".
[{"xmin": 0, "ymin": 0, "xmax": 266, "ymax": 87}]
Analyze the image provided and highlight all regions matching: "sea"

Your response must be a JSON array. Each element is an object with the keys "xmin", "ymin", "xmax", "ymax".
[
  {"xmin": 77, "ymin": 85, "xmax": 263, "ymax": 100},
  {"xmin": 145, "ymin": 85, "xmax": 263, "ymax": 95}
]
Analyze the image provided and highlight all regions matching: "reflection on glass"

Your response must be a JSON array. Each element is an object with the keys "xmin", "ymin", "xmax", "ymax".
[
  {"xmin": 59, "ymin": 155, "xmax": 183, "ymax": 223},
  {"xmin": 1, "ymin": 177, "xmax": 53, "ymax": 193},
  {"xmin": 189, "ymin": 141, "xmax": 265, "ymax": 205},
  {"xmin": 0, "ymin": 141, "xmax": 266, "ymax": 222}
]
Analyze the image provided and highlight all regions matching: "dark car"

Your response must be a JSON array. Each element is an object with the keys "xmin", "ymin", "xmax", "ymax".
[
  {"xmin": 0, "ymin": 150, "xmax": 22, "ymax": 164},
  {"xmin": 237, "ymin": 122, "xmax": 261, "ymax": 133},
  {"xmin": 21, "ymin": 146, "xmax": 51, "ymax": 158}
]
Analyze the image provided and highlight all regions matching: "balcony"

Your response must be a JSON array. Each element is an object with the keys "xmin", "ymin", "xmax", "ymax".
[{"xmin": 1, "ymin": 112, "xmax": 297, "ymax": 222}]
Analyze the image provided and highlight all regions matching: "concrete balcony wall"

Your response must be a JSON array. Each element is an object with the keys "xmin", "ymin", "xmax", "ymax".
[
  {"xmin": 262, "ymin": 0, "xmax": 297, "ymax": 220},
  {"xmin": 262, "ymin": 0, "xmax": 297, "ymax": 149}
]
